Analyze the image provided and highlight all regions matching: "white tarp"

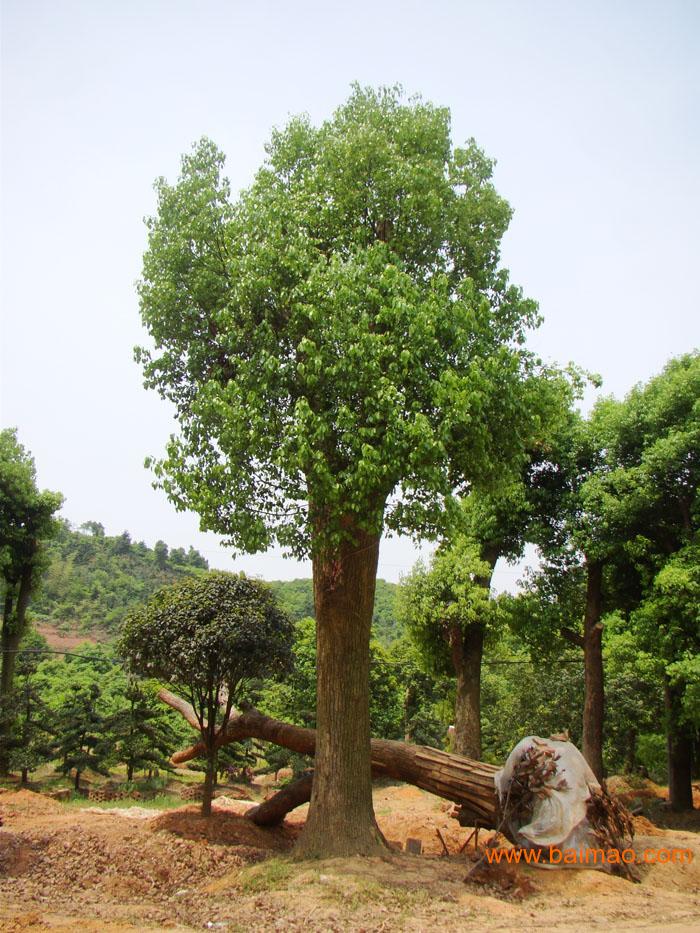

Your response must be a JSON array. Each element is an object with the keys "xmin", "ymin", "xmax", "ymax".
[{"xmin": 495, "ymin": 736, "xmax": 602, "ymax": 855}]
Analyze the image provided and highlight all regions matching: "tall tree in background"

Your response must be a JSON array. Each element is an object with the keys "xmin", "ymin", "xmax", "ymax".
[
  {"xmin": 137, "ymin": 85, "xmax": 566, "ymax": 856},
  {"xmin": 601, "ymin": 353, "xmax": 700, "ymax": 809},
  {"xmin": 0, "ymin": 429, "xmax": 63, "ymax": 774},
  {"xmin": 398, "ymin": 537, "xmax": 495, "ymax": 759},
  {"xmin": 525, "ymin": 411, "xmax": 620, "ymax": 780}
]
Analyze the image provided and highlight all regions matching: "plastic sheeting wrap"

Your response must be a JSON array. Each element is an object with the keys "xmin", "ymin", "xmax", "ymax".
[{"xmin": 495, "ymin": 736, "xmax": 602, "ymax": 858}]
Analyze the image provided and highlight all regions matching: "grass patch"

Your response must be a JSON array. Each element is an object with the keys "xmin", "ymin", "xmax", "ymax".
[
  {"xmin": 314, "ymin": 873, "xmax": 433, "ymax": 914},
  {"xmin": 62, "ymin": 793, "xmax": 183, "ymax": 810},
  {"xmin": 235, "ymin": 858, "xmax": 294, "ymax": 894}
]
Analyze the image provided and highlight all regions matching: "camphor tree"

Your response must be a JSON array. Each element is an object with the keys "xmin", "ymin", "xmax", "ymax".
[
  {"xmin": 137, "ymin": 85, "xmax": 567, "ymax": 855},
  {"xmin": 522, "ymin": 409, "xmax": 622, "ymax": 780},
  {"xmin": 118, "ymin": 572, "xmax": 293, "ymax": 816},
  {"xmin": 0, "ymin": 429, "xmax": 63, "ymax": 774}
]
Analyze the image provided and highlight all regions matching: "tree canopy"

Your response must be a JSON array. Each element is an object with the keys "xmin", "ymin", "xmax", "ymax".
[
  {"xmin": 137, "ymin": 85, "xmax": 565, "ymax": 559},
  {"xmin": 118, "ymin": 571, "xmax": 293, "ymax": 814}
]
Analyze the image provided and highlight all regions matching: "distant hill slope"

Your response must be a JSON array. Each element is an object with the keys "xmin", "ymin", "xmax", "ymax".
[
  {"xmin": 32, "ymin": 519, "xmax": 209, "ymax": 633},
  {"xmin": 33, "ymin": 520, "xmax": 403, "ymax": 645}
]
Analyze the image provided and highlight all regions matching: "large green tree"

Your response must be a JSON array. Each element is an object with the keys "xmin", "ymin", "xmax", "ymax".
[
  {"xmin": 0, "ymin": 429, "xmax": 63, "ymax": 773},
  {"xmin": 523, "ymin": 408, "xmax": 626, "ymax": 779},
  {"xmin": 137, "ymin": 85, "xmax": 563, "ymax": 855}
]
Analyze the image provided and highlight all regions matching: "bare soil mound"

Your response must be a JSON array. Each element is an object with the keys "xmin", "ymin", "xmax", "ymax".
[
  {"xmin": 151, "ymin": 804, "xmax": 299, "ymax": 851},
  {"xmin": 0, "ymin": 788, "xmax": 62, "ymax": 818}
]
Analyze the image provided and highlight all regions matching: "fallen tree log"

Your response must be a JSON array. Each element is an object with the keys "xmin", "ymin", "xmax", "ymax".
[
  {"xmin": 159, "ymin": 689, "xmax": 500, "ymax": 829},
  {"xmin": 158, "ymin": 689, "xmax": 637, "ymax": 879},
  {"xmin": 246, "ymin": 772, "xmax": 314, "ymax": 826}
]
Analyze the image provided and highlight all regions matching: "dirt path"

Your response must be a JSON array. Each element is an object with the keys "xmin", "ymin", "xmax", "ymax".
[{"xmin": 1, "ymin": 786, "xmax": 698, "ymax": 931}]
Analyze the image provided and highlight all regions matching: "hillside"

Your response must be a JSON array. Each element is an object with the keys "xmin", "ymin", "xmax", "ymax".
[{"xmin": 33, "ymin": 520, "xmax": 402, "ymax": 644}]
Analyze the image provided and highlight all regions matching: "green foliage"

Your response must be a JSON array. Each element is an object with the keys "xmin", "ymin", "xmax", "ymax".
[
  {"xmin": 0, "ymin": 429, "xmax": 64, "ymax": 593},
  {"xmin": 1, "ymin": 429, "xmax": 64, "ymax": 771},
  {"xmin": 119, "ymin": 573, "xmax": 293, "ymax": 707},
  {"xmin": 26, "ymin": 640, "xmax": 192, "ymax": 783},
  {"xmin": 137, "ymin": 84, "xmax": 561, "ymax": 560},
  {"xmin": 636, "ymin": 734, "xmax": 667, "ymax": 783},
  {"xmin": 386, "ymin": 636, "xmax": 452, "ymax": 748},
  {"xmin": 397, "ymin": 537, "xmax": 496, "ymax": 677},
  {"xmin": 51, "ymin": 682, "xmax": 111, "ymax": 785},
  {"xmin": 481, "ymin": 658, "xmax": 585, "ymax": 764},
  {"xmin": 631, "ymin": 544, "xmax": 700, "ymax": 727},
  {"xmin": 103, "ymin": 678, "xmax": 179, "ymax": 779},
  {"xmin": 119, "ymin": 572, "xmax": 293, "ymax": 813}
]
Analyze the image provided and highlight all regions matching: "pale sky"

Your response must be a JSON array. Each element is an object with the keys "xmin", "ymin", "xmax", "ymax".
[{"xmin": 1, "ymin": 0, "xmax": 698, "ymax": 587}]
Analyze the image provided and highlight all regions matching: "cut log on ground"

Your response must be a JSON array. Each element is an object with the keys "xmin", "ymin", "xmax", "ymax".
[
  {"xmin": 158, "ymin": 689, "xmax": 636, "ymax": 878},
  {"xmin": 159, "ymin": 690, "xmax": 499, "ymax": 828}
]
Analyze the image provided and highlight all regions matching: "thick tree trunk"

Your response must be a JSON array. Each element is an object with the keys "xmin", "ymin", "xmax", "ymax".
[
  {"xmin": 0, "ymin": 574, "xmax": 33, "ymax": 775},
  {"xmin": 451, "ymin": 625, "xmax": 484, "ymax": 759},
  {"xmin": 74, "ymin": 769, "xmax": 81, "ymax": 792},
  {"xmin": 127, "ymin": 763, "xmax": 134, "ymax": 782},
  {"xmin": 202, "ymin": 748, "xmax": 216, "ymax": 817},
  {"xmin": 161, "ymin": 696, "xmax": 501, "ymax": 830},
  {"xmin": 21, "ymin": 768, "xmax": 28, "ymax": 785},
  {"xmin": 449, "ymin": 547, "xmax": 497, "ymax": 761},
  {"xmin": 295, "ymin": 523, "xmax": 384, "ymax": 857},
  {"xmin": 665, "ymin": 680, "xmax": 694, "ymax": 811},
  {"xmin": 582, "ymin": 559, "xmax": 605, "ymax": 781}
]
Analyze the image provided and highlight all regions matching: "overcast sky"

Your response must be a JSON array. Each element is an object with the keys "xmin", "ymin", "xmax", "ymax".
[{"xmin": 1, "ymin": 0, "xmax": 698, "ymax": 587}]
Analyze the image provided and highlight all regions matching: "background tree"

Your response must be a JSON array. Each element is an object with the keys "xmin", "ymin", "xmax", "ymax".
[
  {"xmin": 0, "ymin": 428, "xmax": 63, "ymax": 773},
  {"xmin": 2, "ymin": 628, "xmax": 54, "ymax": 784},
  {"xmin": 523, "ymin": 409, "xmax": 622, "ymax": 779},
  {"xmin": 153, "ymin": 539, "xmax": 169, "ymax": 569},
  {"xmin": 103, "ymin": 678, "xmax": 178, "ymax": 781},
  {"xmin": 599, "ymin": 353, "xmax": 699, "ymax": 809},
  {"xmin": 398, "ymin": 536, "xmax": 496, "ymax": 758},
  {"xmin": 136, "ymin": 85, "xmax": 566, "ymax": 856},
  {"xmin": 630, "ymin": 545, "xmax": 699, "ymax": 809},
  {"xmin": 118, "ymin": 572, "xmax": 293, "ymax": 816},
  {"xmin": 52, "ymin": 682, "xmax": 110, "ymax": 791},
  {"xmin": 387, "ymin": 635, "xmax": 452, "ymax": 748}
]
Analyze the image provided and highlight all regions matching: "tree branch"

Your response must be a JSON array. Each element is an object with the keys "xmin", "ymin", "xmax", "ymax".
[{"xmin": 560, "ymin": 627, "xmax": 585, "ymax": 649}]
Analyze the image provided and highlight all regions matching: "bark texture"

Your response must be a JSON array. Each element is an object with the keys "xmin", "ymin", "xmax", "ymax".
[
  {"xmin": 295, "ymin": 524, "xmax": 384, "ymax": 856},
  {"xmin": 582, "ymin": 559, "xmax": 605, "ymax": 780},
  {"xmin": 450, "ymin": 624, "xmax": 484, "ymax": 759}
]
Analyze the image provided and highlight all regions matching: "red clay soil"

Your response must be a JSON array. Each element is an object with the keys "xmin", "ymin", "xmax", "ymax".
[{"xmin": 1, "ymin": 783, "xmax": 699, "ymax": 932}]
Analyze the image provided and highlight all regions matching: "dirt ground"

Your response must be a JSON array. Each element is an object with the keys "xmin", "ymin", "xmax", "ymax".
[{"xmin": 1, "ymin": 782, "xmax": 699, "ymax": 932}]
